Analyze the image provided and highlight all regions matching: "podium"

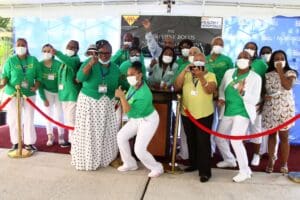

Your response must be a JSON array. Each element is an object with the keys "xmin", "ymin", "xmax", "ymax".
[{"xmin": 147, "ymin": 87, "xmax": 177, "ymax": 157}]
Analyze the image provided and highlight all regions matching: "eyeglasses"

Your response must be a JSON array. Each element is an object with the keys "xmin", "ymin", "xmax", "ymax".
[{"xmin": 98, "ymin": 51, "xmax": 111, "ymax": 55}]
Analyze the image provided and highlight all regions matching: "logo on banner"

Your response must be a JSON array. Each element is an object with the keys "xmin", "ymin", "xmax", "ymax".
[
  {"xmin": 201, "ymin": 17, "xmax": 223, "ymax": 29},
  {"xmin": 123, "ymin": 15, "xmax": 139, "ymax": 26}
]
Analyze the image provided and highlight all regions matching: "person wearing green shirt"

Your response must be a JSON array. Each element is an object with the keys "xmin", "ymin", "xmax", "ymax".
[
  {"xmin": 173, "ymin": 39, "xmax": 194, "ymax": 78},
  {"xmin": 119, "ymin": 47, "xmax": 147, "ymax": 90},
  {"xmin": 174, "ymin": 53, "xmax": 217, "ymax": 183},
  {"xmin": 71, "ymin": 40, "xmax": 123, "ymax": 171},
  {"xmin": 51, "ymin": 40, "xmax": 81, "ymax": 148},
  {"xmin": 243, "ymin": 42, "xmax": 268, "ymax": 167},
  {"xmin": 216, "ymin": 51, "xmax": 262, "ymax": 182},
  {"xmin": 115, "ymin": 61, "xmax": 163, "ymax": 178},
  {"xmin": 0, "ymin": 38, "xmax": 41, "ymax": 152},
  {"xmin": 38, "ymin": 44, "xmax": 64, "ymax": 147}
]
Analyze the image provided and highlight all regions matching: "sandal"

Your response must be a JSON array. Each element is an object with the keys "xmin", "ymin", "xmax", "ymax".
[
  {"xmin": 265, "ymin": 156, "xmax": 276, "ymax": 173},
  {"xmin": 280, "ymin": 165, "xmax": 288, "ymax": 175}
]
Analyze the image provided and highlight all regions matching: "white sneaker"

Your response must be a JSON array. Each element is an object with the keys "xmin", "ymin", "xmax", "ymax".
[
  {"xmin": 251, "ymin": 154, "xmax": 260, "ymax": 166},
  {"xmin": 233, "ymin": 172, "xmax": 251, "ymax": 182},
  {"xmin": 46, "ymin": 134, "xmax": 55, "ymax": 146},
  {"xmin": 148, "ymin": 169, "xmax": 164, "ymax": 178},
  {"xmin": 117, "ymin": 165, "xmax": 138, "ymax": 172},
  {"xmin": 216, "ymin": 160, "xmax": 237, "ymax": 168}
]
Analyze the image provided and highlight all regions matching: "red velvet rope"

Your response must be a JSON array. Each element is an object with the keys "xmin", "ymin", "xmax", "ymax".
[
  {"xmin": 25, "ymin": 97, "xmax": 74, "ymax": 131},
  {"xmin": 0, "ymin": 97, "xmax": 12, "ymax": 111},
  {"xmin": 184, "ymin": 108, "xmax": 300, "ymax": 140}
]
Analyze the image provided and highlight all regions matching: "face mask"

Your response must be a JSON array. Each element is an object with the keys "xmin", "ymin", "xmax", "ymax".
[
  {"xmin": 262, "ymin": 54, "xmax": 271, "ymax": 62},
  {"xmin": 188, "ymin": 56, "xmax": 194, "ymax": 63},
  {"xmin": 211, "ymin": 45, "xmax": 223, "ymax": 54},
  {"xmin": 193, "ymin": 61, "xmax": 205, "ymax": 67},
  {"xmin": 130, "ymin": 56, "xmax": 140, "ymax": 63},
  {"xmin": 274, "ymin": 61, "xmax": 286, "ymax": 69},
  {"xmin": 16, "ymin": 47, "xmax": 27, "ymax": 56},
  {"xmin": 43, "ymin": 52, "xmax": 52, "ymax": 60},
  {"xmin": 98, "ymin": 58, "xmax": 110, "ymax": 65},
  {"xmin": 65, "ymin": 49, "xmax": 75, "ymax": 57},
  {"xmin": 123, "ymin": 41, "xmax": 132, "ymax": 48},
  {"xmin": 244, "ymin": 48, "xmax": 255, "ymax": 57},
  {"xmin": 236, "ymin": 58, "xmax": 250, "ymax": 70},
  {"xmin": 181, "ymin": 48, "xmax": 190, "ymax": 57},
  {"xmin": 162, "ymin": 55, "xmax": 173, "ymax": 64},
  {"xmin": 127, "ymin": 75, "xmax": 138, "ymax": 86}
]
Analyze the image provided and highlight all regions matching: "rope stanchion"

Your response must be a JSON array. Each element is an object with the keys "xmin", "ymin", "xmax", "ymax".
[
  {"xmin": 184, "ymin": 108, "xmax": 300, "ymax": 140},
  {"xmin": 0, "ymin": 97, "xmax": 12, "ymax": 111},
  {"xmin": 25, "ymin": 96, "xmax": 74, "ymax": 131}
]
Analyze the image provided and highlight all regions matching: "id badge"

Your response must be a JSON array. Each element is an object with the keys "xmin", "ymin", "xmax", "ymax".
[
  {"xmin": 21, "ymin": 81, "xmax": 28, "ymax": 89},
  {"xmin": 98, "ymin": 84, "xmax": 107, "ymax": 93},
  {"xmin": 191, "ymin": 90, "xmax": 198, "ymax": 96},
  {"xmin": 58, "ymin": 84, "xmax": 64, "ymax": 90},
  {"xmin": 48, "ymin": 74, "xmax": 55, "ymax": 80}
]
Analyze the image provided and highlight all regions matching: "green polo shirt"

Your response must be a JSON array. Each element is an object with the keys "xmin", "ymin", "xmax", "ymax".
[
  {"xmin": 111, "ymin": 49, "xmax": 145, "ymax": 67},
  {"xmin": 251, "ymin": 58, "xmax": 268, "ymax": 78},
  {"xmin": 224, "ymin": 69, "xmax": 249, "ymax": 119},
  {"xmin": 2, "ymin": 55, "xmax": 42, "ymax": 97},
  {"xmin": 77, "ymin": 59, "xmax": 125, "ymax": 100},
  {"xmin": 56, "ymin": 51, "xmax": 81, "ymax": 102},
  {"xmin": 38, "ymin": 59, "xmax": 61, "ymax": 101},
  {"xmin": 206, "ymin": 54, "xmax": 233, "ymax": 86},
  {"xmin": 126, "ymin": 82, "xmax": 155, "ymax": 118}
]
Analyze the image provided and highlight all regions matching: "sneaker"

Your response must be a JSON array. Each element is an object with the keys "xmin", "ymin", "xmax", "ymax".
[
  {"xmin": 117, "ymin": 165, "xmax": 138, "ymax": 172},
  {"xmin": 60, "ymin": 142, "xmax": 71, "ymax": 148},
  {"xmin": 148, "ymin": 168, "xmax": 164, "ymax": 178},
  {"xmin": 233, "ymin": 172, "xmax": 251, "ymax": 183},
  {"xmin": 9, "ymin": 144, "xmax": 18, "ymax": 151},
  {"xmin": 46, "ymin": 134, "xmax": 55, "ymax": 146},
  {"xmin": 251, "ymin": 154, "xmax": 260, "ymax": 166},
  {"xmin": 216, "ymin": 160, "xmax": 237, "ymax": 168},
  {"xmin": 25, "ymin": 145, "xmax": 37, "ymax": 152}
]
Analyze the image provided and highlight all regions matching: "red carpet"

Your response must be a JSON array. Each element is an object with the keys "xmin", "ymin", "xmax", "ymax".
[
  {"xmin": 0, "ymin": 124, "xmax": 299, "ymax": 173},
  {"xmin": 0, "ymin": 125, "xmax": 70, "ymax": 154}
]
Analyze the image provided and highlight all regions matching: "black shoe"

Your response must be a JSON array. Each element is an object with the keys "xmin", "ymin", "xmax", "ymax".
[
  {"xmin": 184, "ymin": 167, "xmax": 197, "ymax": 172},
  {"xmin": 60, "ymin": 142, "xmax": 71, "ymax": 148},
  {"xmin": 200, "ymin": 176, "xmax": 210, "ymax": 183},
  {"xmin": 25, "ymin": 145, "xmax": 37, "ymax": 152},
  {"xmin": 10, "ymin": 144, "xmax": 18, "ymax": 151}
]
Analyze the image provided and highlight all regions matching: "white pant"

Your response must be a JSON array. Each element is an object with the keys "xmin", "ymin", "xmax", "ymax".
[
  {"xmin": 177, "ymin": 115, "xmax": 189, "ymax": 159},
  {"xmin": 217, "ymin": 116, "xmax": 252, "ymax": 174},
  {"xmin": 248, "ymin": 114, "xmax": 262, "ymax": 144},
  {"xmin": 44, "ymin": 90, "xmax": 64, "ymax": 137},
  {"xmin": 117, "ymin": 110, "xmax": 163, "ymax": 172},
  {"xmin": 6, "ymin": 95, "xmax": 37, "ymax": 145},
  {"xmin": 61, "ymin": 101, "xmax": 76, "ymax": 142}
]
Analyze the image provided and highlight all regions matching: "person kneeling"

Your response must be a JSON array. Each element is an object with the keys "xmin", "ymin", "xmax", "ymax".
[{"xmin": 115, "ymin": 61, "xmax": 163, "ymax": 178}]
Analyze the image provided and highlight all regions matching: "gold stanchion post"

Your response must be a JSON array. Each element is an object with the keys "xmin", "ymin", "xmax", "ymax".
[
  {"xmin": 165, "ymin": 94, "xmax": 183, "ymax": 174},
  {"xmin": 8, "ymin": 85, "xmax": 33, "ymax": 158}
]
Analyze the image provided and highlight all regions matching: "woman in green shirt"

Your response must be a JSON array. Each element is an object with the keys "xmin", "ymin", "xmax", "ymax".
[
  {"xmin": 38, "ymin": 44, "xmax": 64, "ymax": 147},
  {"xmin": 71, "ymin": 40, "xmax": 123, "ymax": 171},
  {"xmin": 115, "ymin": 61, "xmax": 163, "ymax": 178},
  {"xmin": 0, "ymin": 38, "xmax": 41, "ymax": 151}
]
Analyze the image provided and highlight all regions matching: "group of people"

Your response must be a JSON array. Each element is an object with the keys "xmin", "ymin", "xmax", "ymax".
[{"xmin": 0, "ymin": 19, "xmax": 297, "ymax": 183}]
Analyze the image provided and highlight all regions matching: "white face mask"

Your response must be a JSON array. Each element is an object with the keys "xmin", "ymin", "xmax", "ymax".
[
  {"xmin": 65, "ymin": 49, "xmax": 75, "ymax": 57},
  {"xmin": 211, "ymin": 45, "xmax": 223, "ymax": 54},
  {"xmin": 236, "ymin": 58, "xmax": 250, "ymax": 70},
  {"xmin": 274, "ymin": 61, "xmax": 286, "ymax": 69},
  {"xmin": 181, "ymin": 48, "xmax": 190, "ymax": 57},
  {"xmin": 43, "ymin": 52, "xmax": 52, "ymax": 61},
  {"xmin": 193, "ymin": 60, "xmax": 205, "ymax": 67},
  {"xmin": 162, "ymin": 55, "xmax": 173, "ymax": 64},
  {"xmin": 244, "ymin": 49, "xmax": 255, "ymax": 57},
  {"xmin": 123, "ymin": 41, "xmax": 132, "ymax": 48},
  {"xmin": 99, "ymin": 58, "xmax": 110, "ymax": 65},
  {"xmin": 130, "ymin": 56, "xmax": 140, "ymax": 63},
  {"xmin": 188, "ymin": 56, "xmax": 194, "ymax": 63},
  {"xmin": 262, "ymin": 54, "xmax": 271, "ymax": 62},
  {"xmin": 127, "ymin": 75, "xmax": 138, "ymax": 86},
  {"xmin": 16, "ymin": 47, "xmax": 27, "ymax": 56}
]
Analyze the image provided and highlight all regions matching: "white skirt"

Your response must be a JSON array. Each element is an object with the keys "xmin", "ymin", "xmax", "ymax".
[{"xmin": 71, "ymin": 92, "xmax": 118, "ymax": 170}]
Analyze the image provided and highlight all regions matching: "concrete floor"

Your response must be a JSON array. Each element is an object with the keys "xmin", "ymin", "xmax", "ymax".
[{"xmin": 0, "ymin": 148, "xmax": 299, "ymax": 200}]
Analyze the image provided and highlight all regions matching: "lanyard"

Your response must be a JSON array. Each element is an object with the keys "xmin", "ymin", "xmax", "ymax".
[
  {"xmin": 100, "ymin": 65, "xmax": 110, "ymax": 82},
  {"xmin": 192, "ymin": 76, "xmax": 199, "ymax": 88},
  {"xmin": 126, "ymin": 82, "xmax": 143, "ymax": 101},
  {"xmin": 17, "ymin": 57, "xmax": 28, "ymax": 75}
]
